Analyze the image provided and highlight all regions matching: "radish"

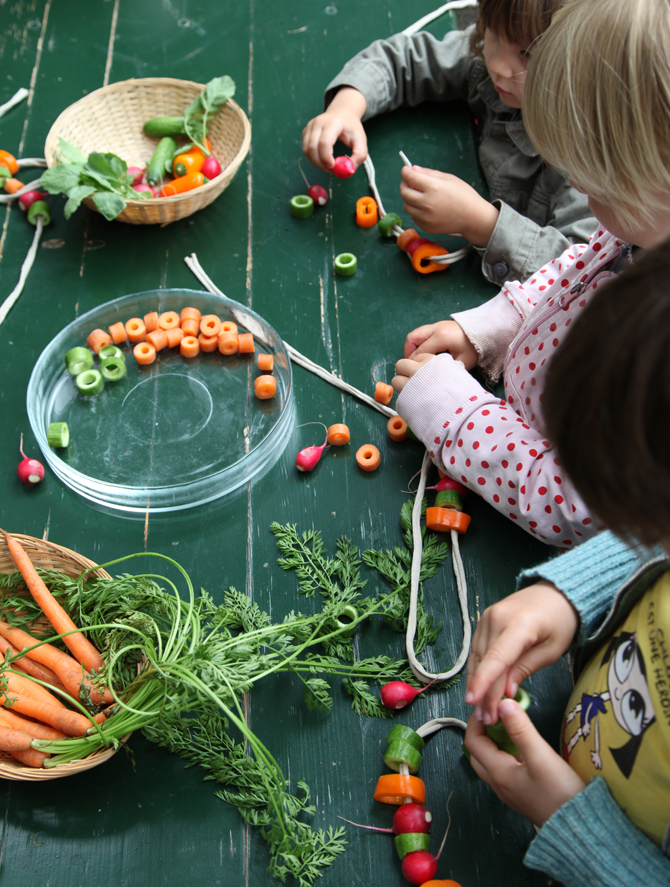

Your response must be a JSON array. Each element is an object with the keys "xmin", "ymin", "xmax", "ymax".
[
  {"xmin": 402, "ymin": 850, "xmax": 438, "ymax": 885},
  {"xmin": 380, "ymin": 680, "xmax": 435, "ymax": 710},
  {"xmin": 298, "ymin": 158, "xmax": 327, "ymax": 205},
  {"xmin": 134, "ymin": 184, "xmax": 157, "ymax": 198},
  {"xmin": 332, "ymin": 155, "xmax": 357, "ymax": 179},
  {"xmin": 433, "ymin": 477, "xmax": 468, "ymax": 495},
  {"xmin": 127, "ymin": 166, "xmax": 145, "ymax": 186},
  {"xmin": 202, "ymin": 156, "xmax": 221, "ymax": 179},
  {"xmin": 17, "ymin": 435, "xmax": 44, "ymax": 486},
  {"xmin": 295, "ymin": 423, "xmax": 330, "ymax": 472},
  {"xmin": 17, "ymin": 190, "xmax": 47, "ymax": 212},
  {"xmin": 338, "ymin": 803, "xmax": 432, "ymax": 836}
]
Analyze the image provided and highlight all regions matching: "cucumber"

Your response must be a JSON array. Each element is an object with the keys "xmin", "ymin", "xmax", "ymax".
[
  {"xmin": 147, "ymin": 137, "xmax": 178, "ymax": 186},
  {"xmin": 143, "ymin": 117, "xmax": 186, "ymax": 137},
  {"xmin": 47, "ymin": 422, "xmax": 69, "ymax": 448}
]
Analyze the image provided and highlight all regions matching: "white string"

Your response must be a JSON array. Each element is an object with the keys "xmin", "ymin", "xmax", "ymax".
[
  {"xmin": 0, "ymin": 218, "xmax": 44, "ymax": 327},
  {"xmin": 0, "ymin": 179, "xmax": 42, "ymax": 204},
  {"xmin": 403, "ymin": 0, "xmax": 479, "ymax": 36},
  {"xmin": 406, "ymin": 450, "xmax": 472, "ymax": 684},
  {"xmin": 0, "ymin": 88, "xmax": 29, "ymax": 119},
  {"xmin": 416, "ymin": 716, "xmax": 467, "ymax": 738},
  {"xmin": 183, "ymin": 254, "xmax": 397, "ymax": 419},
  {"xmin": 16, "ymin": 158, "xmax": 47, "ymax": 169}
]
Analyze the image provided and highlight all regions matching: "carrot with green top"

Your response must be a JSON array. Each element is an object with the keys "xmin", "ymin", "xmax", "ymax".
[
  {"xmin": 0, "ymin": 724, "xmax": 49, "ymax": 768},
  {"xmin": 0, "ymin": 693, "xmax": 90, "ymax": 736},
  {"xmin": 0, "ymin": 707, "xmax": 66, "ymax": 740},
  {"xmin": 0, "ymin": 530, "xmax": 104, "ymax": 673},
  {"xmin": 0, "ymin": 634, "xmax": 63, "ymax": 689},
  {"xmin": 3, "ymin": 670, "xmax": 67, "ymax": 708}
]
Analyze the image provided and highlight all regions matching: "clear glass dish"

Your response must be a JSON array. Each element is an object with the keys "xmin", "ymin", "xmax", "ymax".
[{"xmin": 27, "ymin": 289, "xmax": 293, "ymax": 513}]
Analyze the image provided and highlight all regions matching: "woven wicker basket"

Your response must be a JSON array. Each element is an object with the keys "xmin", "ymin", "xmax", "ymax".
[
  {"xmin": 0, "ymin": 534, "xmax": 125, "ymax": 781},
  {"xmin": 44, "ymin": 77, "xmax": 251, "ymax": 225}
]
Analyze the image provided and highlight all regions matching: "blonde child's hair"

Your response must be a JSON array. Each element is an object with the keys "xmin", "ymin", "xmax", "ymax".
[
  {"xmin": 524, "ymin": 0, "xmax": 670, "ymax": 230},
  {"xmin": 469, "ymin": 0, "xmax": 563, "ymax": 59}
]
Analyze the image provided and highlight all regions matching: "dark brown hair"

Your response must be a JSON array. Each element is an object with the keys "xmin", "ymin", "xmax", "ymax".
[
  {"xmin": 542, "ymin": 240, "xmax": 670, "ymax": 544},
  {"xmin": 470, "ymin": 0, "xmax": 563, "ymax": 59}
]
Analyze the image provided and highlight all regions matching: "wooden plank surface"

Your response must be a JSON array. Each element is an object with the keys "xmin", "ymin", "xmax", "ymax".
[{"xmin": 0, "ymin": 2, "xmax": 569, "ymax": 885}]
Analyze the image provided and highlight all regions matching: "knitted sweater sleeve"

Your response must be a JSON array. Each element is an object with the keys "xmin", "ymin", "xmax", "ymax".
[{"xmin": 396, "ymin": 353, "xmax": 598, "ymax": 548}]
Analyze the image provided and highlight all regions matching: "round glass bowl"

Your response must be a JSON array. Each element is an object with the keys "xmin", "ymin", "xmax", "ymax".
[{"xmin": 27, "ymin": 289, "xmax": 293, "ymax": 513}]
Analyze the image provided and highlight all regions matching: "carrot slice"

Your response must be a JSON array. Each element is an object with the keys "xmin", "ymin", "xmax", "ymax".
[
  {"xmin": 200, "ymin": 314, "xmax": 222, "ymax": 337},
  {"xmin": 238, "ymin": 332, "xmax": 255, "ymax": 353},
  {"xmin": 387, "ymin": 415, "xmax": 408, "ymax": 441},
  {"xmin": 1, "ymin": 533, "xmax": 104, "ymax": 676},
  {"xmin": 411, "ymin": 242, "xmax": 449, "ymax": 274},
  {"xmin": 143, "ymin": 311, "xmax": 159, "ymax": 333},
  {"xmin": 355, "ymin": 195, "xmax": 378, "ymax": 228},
  {"xmin": 180, "ymin": 317, "xmax": 200, "ymax": 337},
  {"xmin": 374, "ymin": 773, "xmax": 426, "ymax": 805},
  {"xmin": 125, "ymin": 317, "xmax": 146, "ymax": 343},
  {"xmin": 221, "ymin": 321, "xmax": 238, "ymax": 335},
  {"xmin": 254, "ymin": 375, "xmax": 277, "ymax": 400},
  {"xmin": 356, "ymin": 444, "xmax": 381, "ymax": 471},
  {"xmin": 397, "ymin": 228, "xmax": 420, "ymax": 252},
  {"xmin": 218, "ymin": 331, "xmax": 239, "ymax": 355},
  {"xmin": 198, "ymin": 333, "xmax": 218, "ymax": 353},
  {"xmin": 164, "ymin": 327, "xmax": 184, "ymax": 348},
  {"xmin": 180, "ymin": 336, "xmax": 200, "ymax": 358},
  {"xmin": 134, "ymin": 342, "xmax": 156, "ymax": 365},
  {"xmin": 327, "ymin": 424, "xmax": 350, "ymax": 446},
  {"xmin": 425, "ymin": 506, "xmax": 471, "ymax": 535},
  {"xmin": 374, "ymin": 382, "xmax": 394, "ymax": 405},
  {"xmin": 180, "ymin": 306, "xmax": 201, "ymax": 322},
  {"xmin": 158, "ymin": 311, "xmax": 180, "ymax": 331},
  {"xmin": 86, "ymin": 329, "xmax": 112, "ymax": 354},
  {"xmin": 258, "ymin": 353, "xmax": 274, "ymax": 372},
  {"xmin": 4, "ymin": 178, "xmax": 25, "ymax": 195},
  {"xmin": 146, "ymin": 329, "xmax": 169, "ymax": 351},
  {"xmin": 108, "ymin": 321, "xmax": 127, "ymax": 345}
]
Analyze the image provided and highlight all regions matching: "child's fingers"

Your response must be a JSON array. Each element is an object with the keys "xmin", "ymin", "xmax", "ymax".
[{"xmin": 403, "ymin": 325, "xmax": 438, "ymax": 358}]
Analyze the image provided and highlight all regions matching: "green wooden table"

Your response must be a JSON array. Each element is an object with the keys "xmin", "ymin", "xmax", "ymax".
[{"xmin": 0, "ymin": 3, "xmax": 570, "ymax": 885}]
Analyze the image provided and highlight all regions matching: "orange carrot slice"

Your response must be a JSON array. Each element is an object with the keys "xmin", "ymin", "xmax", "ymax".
[
  {"xmin": 143, "ymin": 311, "xmax": 159, "ymax": 333},
  {"xmin": 180, "ymin": 317, "xmax": 200, "ymax": 337},
  {"xmin": 218, "ymin": 331, "xmax": 239, "ymax": 355},
  {"xmin": 125, "ymin": 317, "xmax": 146, "ymax": 343},
  {"xmin": 164, "ymin": 327, "xmax": 184, "ymax": 348},
  {"xmin": 180, "ymin": 336, "xmax": 200, "ymax": 358},
  {"xmin": 238, "ymin": 332, "xmax": 255, "ymax": 353},
  {"xmin": 327, "ymin": 424, "xmax": 350, "ymax": 446},
  {"xmin": 158, "ymin": 311, "xmax": 180, "ymax": 331},
  {"xmin": 108, "ymin": 321, "xmax": 127, "ymax": 345},
  {"xmin": 180, "ymin": 306, "xmax": 201, "ymax": 322},
  {"xmin": 356, "ymin": 444, "xmax": 381, "ymax": 471},
  {"xmin": 200, "ymin": 315, "xmax": 222, "ymax": 337},
  {"xmin": 134, "ymin": 342, "xmax": 156, "ymax": 365},
  {"xmin": 425, "ymin": 506, "xmax": 471, "ymax": 535},
  {"xmin": 374, "ymin": 382, "xmax": 394, "ymax": 405},
  {"xmin": 374, "ymin": 773, "xmax": 426, "ymax": 805},
  {"xmin": 221, "ymin": 321, "xmax": 238, "ymax": 335},
  {"xmin": 146, "ymin": 329, "xmax": 169, "ymax": 352},
  {"xmin": 258, "ymin": 353, "xmax": 274, "ymax": 372},
  {"xmin": 86, "ymin": 329, "xmax": 112, "ymax": 354},
  {"xmin": 198, "ymin": 333, "xmax": 218, "ymax": 353},
  {"xmin": 387, "ymin": 415, "xmax": 408, "ymax": 441},
  {"xmin": 254, "ymin": 375, "xmax": 277, "ymax": 400},
  {"xmin": 397, "ymin": 228, "xmax": 420, "ymax": 252}
]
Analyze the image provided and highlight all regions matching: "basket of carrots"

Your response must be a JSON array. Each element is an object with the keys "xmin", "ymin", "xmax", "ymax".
[
  {"xmin": 43, "ymin": 76, "xmax": 250, "ymax": 225},
  {"xmin": 0, "ymin": 531, "xmax": 127, "ymax": 780}
]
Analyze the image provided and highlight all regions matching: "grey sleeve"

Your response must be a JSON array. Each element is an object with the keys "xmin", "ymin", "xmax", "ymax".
[
  {"xmin": 324, "ymin": 28, "xmax": 474, "ymax": 119},
  {"xmin": 477, "ymin": 191, "xmax": 597, "ymax": 285}
]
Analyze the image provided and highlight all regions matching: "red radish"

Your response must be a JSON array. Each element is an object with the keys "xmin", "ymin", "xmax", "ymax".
[
  {"xmin": 134, "ymin": 184, "xmax": 157, "ymax": 198},
  {"xmin": 393, "ymin": 804, "xmax": 433, "ymax": 835},
  {"xmin": 17, "ymin": 435, "xmax": 44, "ymax": 486},
  {"xmin": 18, "ymin": 190, "xmax": 48, "ymax": 212},
  {"xmin": 127, "ymin": 166, "xmax": 145, "ymax": 186},
  {"xmin": 296, "ymin": 439, "xmax": 328, "ymax": 472},
  {"xmin": 380, "ymin": 680, "xmax": 434, "ymax": 710},
  {"xmin": 402, "ymin": 850, "xmax": 438, "ymax": 885},
  {"xmin": 426, "ymin": 477, "xmax": 468, "ymax": 495},
  {"xmin": 332, "ymin": 155, "xmax": 357, "ymax": 179},
  {"xmin": 298, "ymin": 158, "xmax": 327, "ymax": 205},
  {"xmin": 202, "ymin": 156, "xmax": 221, "ymax": 179}
]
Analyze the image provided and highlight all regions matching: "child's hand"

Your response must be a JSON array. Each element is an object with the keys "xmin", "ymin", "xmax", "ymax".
[
  {"xmin": 464, "ymin": 700, "xmax": 586, "ymax": 827},
  {"xmin": 399, "ymin": 165, "xmax": 500, "ymax": 247},
  {"xmin": 403, "ymin": 320, "xmax": 478, "ymax": 367},
  {"xmin": 465, "ymin": 582, "xmax": 580, "ymax": 726},
  {"xmin": 302, "ymin": 87, "xmax": 368, "ymax": 172},
  {"xmin": 392, "ymin": 352, "xmax": 436, "ymax": 393}
]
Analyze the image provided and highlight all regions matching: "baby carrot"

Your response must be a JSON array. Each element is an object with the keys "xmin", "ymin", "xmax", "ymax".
[
  {"xmin": 86, "ymin": 329, "xmax": 112, "ymax": 355},
  {"xmin": 356, "ymin": 444, "xmax": 381, "ymax": 471},
  {"xmin": 180, "ymin": 306, "xmax": 201, "ymax": 322},
  {"xmin": 180, "ymin": 336, "xmax": 200, "ymax": 358},
  {"xmin": 180, "ymin": 317, "xmax": 200, "ymax": 337},
  {"xmin": 108, "ymin": 321, "xmax": 127, "ymax": 344},
  {"xmin": 327, "ymin": 424, "xmax": 350, "ymax": 446},
  {"xmin": 134, "ymin": 342, "xmax": 156, "ymax": 365},
  {"xmin": 1, "ymin": 694, "xmax": 90, "ymax": 736},
  {"xmin": 0, "ymin": 707, "xmax": 66, "ymax": 740},
  {"xmin": 254, "ymin": 375, "xmax": 277, "ymax": 400},
  {"xmin": 125, "ymin": 317, "xmax": 146, "ymax": 343},
  {"xmin": 164, "ymin": 327, "xmax": 184, "ymax": 348},
  {"xmin": 0, "ymin": 531, "xmax": 104, "ymax": 673},
  {"xmin": 374, "ymin": 382, "xmax": 394, "ymax": 405},
  {"xmin": 217, "ymin": 331, "xmax": 238, "ymax": 355},
  {"xmin": 258, "ymin": 353, "xmax": 274, "ymax": 372},
  {"xmin": 146, "ymin": 329, "xmax": 169, "ymax": 351},
  {"xmin": 143, "ymin": 311, "xmax": 159, "ymax": 333},
  {"xmin": 198, "ymin": 333, "xmax": 218, "ymax": 353},
  {"xmin": 238, "ymin": 332, "xmax": 255, "ymax": 353},
  {"xmin": 158, "ymin": 311, "xmax": 180, "ymax": 331},
  {"xmin": 200, "ymin": 314, "xmax": 222, "ymax": 337}
]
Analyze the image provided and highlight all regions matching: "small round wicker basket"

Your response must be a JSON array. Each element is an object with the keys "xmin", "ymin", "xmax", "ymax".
[
  {"xmin": 0, "ymin": 534, "xmax": 124, "ymax": 781},
  {"xmin": 44, "ymin": 77, "xmax": 251, "ymax": 225}
]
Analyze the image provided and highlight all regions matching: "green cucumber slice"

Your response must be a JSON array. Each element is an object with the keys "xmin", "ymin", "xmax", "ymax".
[
  {"xmin": 378, "ymin": 212, "xmax": 402, "ymax": 237},
  {"xmin": 334, "ymin": 253, "xmax": 357, "ymax": 276},
  {"xmin": 76, "ymin": 369, "xmax": 104, "ymax": 396},
  {"xmin": 394, "ymin": 832, "xmax": 431, "ymax": 860},
  {"xmin": 290, "ymin": 194, "xmax": 314, "ymax": 218},
  {"xmin": 385, "ymin": 725, "xmax": 425, "ymax": 752},
  {"xmin": 383, "ymin": 739, "xmax": 423, "ymax": 774},
  {"xmin": 100, "ymin": 356, "xmax": 127, "ymax": 382},
  {"xmin": 64, "ymin": 346, "xmax": 94, "ymax": 376},
  {"xmin": 98, "ymin": 345, "xmax": 125, "ymax": 362},
  {"xmin": 47, "ymin": 422, "xmax": 69, "ymax": 448}
]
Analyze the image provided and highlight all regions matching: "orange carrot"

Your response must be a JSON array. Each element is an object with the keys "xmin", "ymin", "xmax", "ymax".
[
  {"xmin": 387, "ymin": 415, "xmax": 408, "ymax": 441},
  {"xmin": 0, "ymin": 532, "xmax": 104, "ymax": 673},
  {"xmin": 125, "ymin": 317, "xmax": 146, "ymax": 343},
  {"xmin": 91, "ymin": 704, "xmax": 117, "ymax": 725},
  {"xmin": 374, "ymin": 382, "xmax": 394, "ymax": 405},
  {"xmin": 180, "ymin": 336, "xmax": 200, "ymax": 359},
  {"xmin": 146, "ymin": 329, "xmax": 169, "ymax": 352},
  {"xmin": 254, "ymin": 375, "xmax": 276, "ymax": 400},
  {"xmin": 108, "ymin": 321, "xmax": 127, "ymax": 344},
  {"xmin": 158, "ymin": 311, "xmax": 180, "ymax": 331},
  {"xmin": 1, "ymin": 694, "xmax": 90, "ymax": 736},
  {"xmin": 0, "ymin": 623, "xmax": 111, "ymax": 706},
  {"xmin": 221, "ymin": 321, "xmax": 237, "ymax": 335},
  {"xmin": 238, "ymin": 332, "xmax": 255, "ymax": 354},
  {"xmin": 356, "ymin": 444, "xmax": 381, "ymax": 472},
  {"xmin": 200, "ymin": 314, "xmax": 222, "ymax": 337},
  {"xmin": 0, "ymin": 724, "xmax": 35, "ymax": 753},
  {"xmin": 327, "ymin": 424, "xmax": 350, "ymax": 446},
  {"xmin": 198, "ymin": 333, "xmax": 218, "ymax": 353},
  {"xmin": 0, "ymin": 707, "xmax": 66, "ymax": 740},
  {"xmin": 258, "ymin": 353, "xmax": 274, "ymax": 372},
  {"xmin": 144, "ymin": 311, "xmax": 159, "ymax": 333},
  {"xmin": 3, "ymin": 670, "xmax": 66, "ymax": 708},
  {"xmin": 133, "ymin": 342, "xmax": 156, "ymax": 365},
  {"xmin": 0, "ymin": 635, "xmax": 63, "ymax": 689},
  {"xmin": 180, "ymin": 306, "xmax": 201, "ymax": 322},
  {"xmin": 217, "ymin": 331, "xmax": 238, "ymax": 355},
  {"xmin": 4, "ymin": 178, "xmax": 25, "ymax": 195},
  {"xmin": 180, "ymin": 317, "xmax": 200, "ymax": 337},
  {"xmin": 164, "ymin": 327, "xmax": 184, "ymax": 348},
  {"xmin": 9, "ymin": 748, "xmax": 49, "ymax": 768},
  {"xmin": 86, "ymin": 329, "xmax": 112, "ymax": 354}
]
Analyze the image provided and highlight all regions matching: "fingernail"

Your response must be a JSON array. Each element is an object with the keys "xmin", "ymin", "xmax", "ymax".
[
  {"xmin": 509, "ymin": 681, "xmax": 518, "ymax": 699},
  {"xmin": 474, "ymin": 705, "xmax": 483, "ymax": 721},
  {"xmin": 465, "ymin": 690, "xmax": 474, "ymax": 704},
  {"xmin": 499, "ymin": 699, "xmax": 516, "ymax": 717},
  {"xmin": 482, "ymin": 712, "xmax": 492, "ymax": 726}
]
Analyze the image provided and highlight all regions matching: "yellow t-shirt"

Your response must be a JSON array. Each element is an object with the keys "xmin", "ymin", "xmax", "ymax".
[{"xmin": 562, "ymin": 570, "xmax": 670, "ymax": 847}]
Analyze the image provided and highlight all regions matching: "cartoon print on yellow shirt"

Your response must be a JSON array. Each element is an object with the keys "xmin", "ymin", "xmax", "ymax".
[{"xmin": 562, "ymin": 630, "xmax": 655, "ymax": 777}]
